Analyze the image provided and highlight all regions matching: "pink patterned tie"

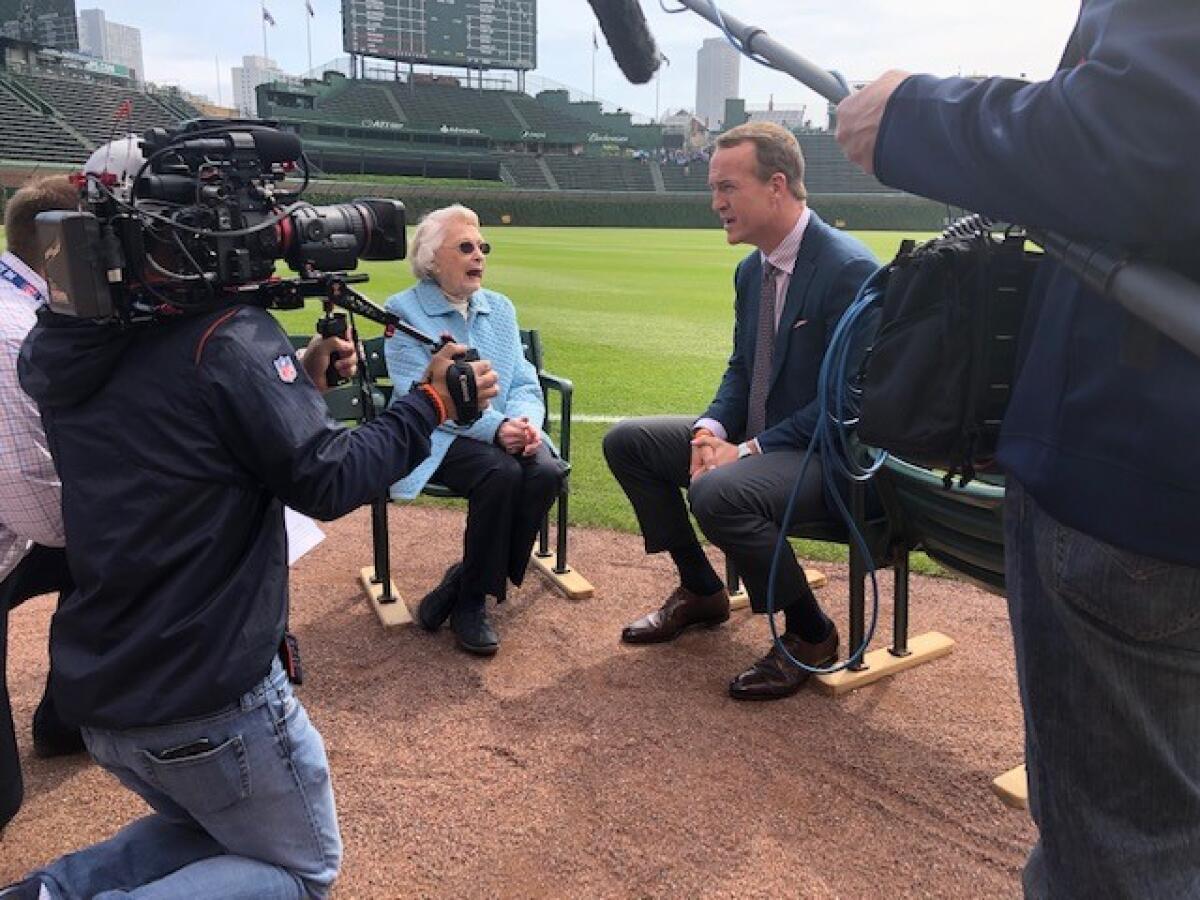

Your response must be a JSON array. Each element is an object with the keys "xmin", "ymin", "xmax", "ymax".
[{"xmin": 745, "ymin": 262, "xmax": 778, "ymax": 438}]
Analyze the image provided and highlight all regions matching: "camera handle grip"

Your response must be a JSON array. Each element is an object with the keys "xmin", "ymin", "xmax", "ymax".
[
  {"xmin": 315, "ymin": 312, "xmax": 348, "ymax": 388},
  {"xmin": 445, "ymin": 348, "xmax": 483, "ymax": 426}
]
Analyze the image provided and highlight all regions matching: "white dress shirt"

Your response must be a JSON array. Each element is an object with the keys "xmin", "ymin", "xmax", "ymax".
[{"xmin": 0, "ymin": 251, "xmax": 64, "ymax": 583}]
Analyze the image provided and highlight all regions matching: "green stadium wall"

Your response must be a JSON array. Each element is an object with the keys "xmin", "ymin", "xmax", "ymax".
[
  {"xmin": 302, "ymin": 183, "xmax": 948, "ymax": 230},
  {"xmin": 0, "ymin": 165, "xmax": 947, "ymax": 231}
]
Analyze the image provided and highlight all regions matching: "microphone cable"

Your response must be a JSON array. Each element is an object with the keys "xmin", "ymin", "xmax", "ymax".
[{"xmin": 762, "ymin": 266, "xmax": 889, "ymax": 674}]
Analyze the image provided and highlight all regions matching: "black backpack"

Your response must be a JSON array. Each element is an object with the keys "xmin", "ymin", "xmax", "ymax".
[{"xmin": 856, "ymin": 221, "xmax": 1042, "ymax": 485}]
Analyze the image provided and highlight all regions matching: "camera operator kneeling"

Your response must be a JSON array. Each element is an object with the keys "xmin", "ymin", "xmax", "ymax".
[{"xmin": 4, "ymin": 291, "xmax": 496, "ymax": 897}]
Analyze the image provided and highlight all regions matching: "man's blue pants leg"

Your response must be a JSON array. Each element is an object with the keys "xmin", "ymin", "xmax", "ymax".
[
  {"xmin": 33, "ymin": 659, "xmax": 341, "ymax": 900},
  {"xmin": 1006, "ymin": 480, "xmax": 1200, "ymax": 899}
]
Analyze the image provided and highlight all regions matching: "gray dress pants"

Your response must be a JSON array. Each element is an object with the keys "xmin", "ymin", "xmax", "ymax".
[{"xmin": 603, "ymin": 416, "xmax": 827, "ymax": 615}]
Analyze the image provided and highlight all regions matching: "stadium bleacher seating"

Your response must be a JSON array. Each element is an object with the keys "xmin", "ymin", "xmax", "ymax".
[
  {"xmin": 0, "ymin": 62, "xmax": 897, "ymax": 198},
  {"xmin": 542, "ymin": 155, "xmax": 655, "ymax": 192},
  {"xmin": 378, "ymin": 81, "xmax": 524, "ymax": 133},
  {"xmin": 498, "ymin": 154, "xmax": 552, "ymax": 189},
  {"xmin": 317, "ymin": 80, "xmax": 405, "ymax": 124},
  {"xmin": 659, "ymin": 159, "xmax": 710, "ymax": 192},
  {"xmin": 258, "ymin": 78, "xmax": 894, "ymax": 193},
  {"xmin": 505, "ymin": 92, "xmax": 593, "ymax": 138},
  {"xmin": 12, "ymin": 71, "xmax": 186, "ymax": 146},
  {"xmin": 797, "ymin": 133, "xmax": 895, "ymax": 193},
  {"xmin": 0, "ymin": 78, "xmax": 87, "ymax": 162}
]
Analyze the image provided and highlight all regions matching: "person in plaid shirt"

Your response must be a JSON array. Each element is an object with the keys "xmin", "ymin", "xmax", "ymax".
[{"xmin": 0, "ymin": 175, "xmax": 86, "ymax": 834}]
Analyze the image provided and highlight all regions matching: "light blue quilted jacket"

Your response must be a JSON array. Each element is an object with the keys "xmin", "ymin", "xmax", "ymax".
[{"xmin": 383, "ymin": 279, "xmax": 548, "ymax": 499}]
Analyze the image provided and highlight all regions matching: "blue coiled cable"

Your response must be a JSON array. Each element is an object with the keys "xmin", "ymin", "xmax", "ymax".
[{"xmin": 763, "ymin": 266, "xmax": 889, "ymax": 674}]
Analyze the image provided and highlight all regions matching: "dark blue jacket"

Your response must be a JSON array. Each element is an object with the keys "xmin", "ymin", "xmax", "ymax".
[
  {"xmin": 873, "ymin": 0, "xmax": 1200, "ymax": 566},
  {"xmin": 19, "ymin": 306, "xmax": 438, "ymax": 729},
  {"xmin": 703, "ymin": 211, "xmax": 877, "ymax": 452}
]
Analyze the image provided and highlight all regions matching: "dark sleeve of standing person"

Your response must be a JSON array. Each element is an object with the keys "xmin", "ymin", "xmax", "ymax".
[
  {"xmin": 871, "ymin": 0, "xmax": 1200, "ymax": 243},
  {"xmin": 197, "ymin": 308, "xmax": 443, "ymax": 521}
]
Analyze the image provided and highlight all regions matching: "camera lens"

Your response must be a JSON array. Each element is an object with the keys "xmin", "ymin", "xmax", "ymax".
[{"xmin": 283, "ymin": 199, "xmax": 406, "ymax": 272}]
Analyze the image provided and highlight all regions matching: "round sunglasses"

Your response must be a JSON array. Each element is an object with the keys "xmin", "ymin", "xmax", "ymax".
[{"xmin": 457, "ymin": 240, "xmax": 492, "ymax": 256}]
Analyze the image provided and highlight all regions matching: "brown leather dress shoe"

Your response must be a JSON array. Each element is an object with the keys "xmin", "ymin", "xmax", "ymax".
[
  {"xmin": 728, "ymin": 625, "xmax": 839, "ymax": 701},
  {"xmin": 621, "ymin": 586, "xmax": 730, "ymax": 644}
]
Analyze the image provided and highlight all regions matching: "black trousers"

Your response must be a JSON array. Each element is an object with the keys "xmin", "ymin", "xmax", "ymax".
[
  {"xmin": 1, "ymin": 544, "xmax": 73, "ymax": 830},
  {"xmin": 603, "ymin": 416, "xmax": 828, "ymax": 616},
  {"xmin": 433, "ymin": 438, "xmax": 564, "ymax": 604}
]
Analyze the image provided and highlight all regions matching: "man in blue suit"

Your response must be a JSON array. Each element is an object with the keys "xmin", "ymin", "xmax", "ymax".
[
  {"xmin": 836, "ymin": 1, "xmax": 1200, "ymax": 895},
  {"xmin": 604, "ymin": 122, "xmax": 877, "ymax": 701}
]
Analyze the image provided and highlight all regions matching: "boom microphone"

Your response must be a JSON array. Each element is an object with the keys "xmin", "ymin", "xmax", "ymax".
[{"xmin": 586, "ymin": 0, "xmax": 662, "ymax": 84}]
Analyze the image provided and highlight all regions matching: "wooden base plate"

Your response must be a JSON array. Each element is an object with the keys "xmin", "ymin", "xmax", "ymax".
[
  {"xmin": 530, "ymin": 553, "xmax": 595, "ymax": 600},
  {"xmin": 992, "ymin": 764, "xmax": 1029, "ymax": 810},
  {"xmin": 359, "ymin": 566, "xmax": 412, "ymax": 628},
  {"xmin": 813, "ymin": 631, "xmax": 955, "ymax": 696}
]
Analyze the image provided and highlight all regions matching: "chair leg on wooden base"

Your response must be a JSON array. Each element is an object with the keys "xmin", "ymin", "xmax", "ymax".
[
  {"xmin": 813, "ymin": 631, "xmax": 955, "ymax": 695},
  {"xmin": 530, "ymin": 552, "xmax": 594, "ymax": 600},
  {"xmin": 992, "ymin": 764, "xmax": 1029, "ymax": 810},
  {"xmin": 359, "ymin": 566, "xmax": 412, "ymax": 628},
  {"xmin": 728, "ymin": 567, "xmax": 828, "ymax": 611}
]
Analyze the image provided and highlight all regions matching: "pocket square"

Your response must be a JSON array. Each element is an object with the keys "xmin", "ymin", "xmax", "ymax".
[{"xmin": 792, "ymin": 319, "xmax": 809, "ymax": 329}]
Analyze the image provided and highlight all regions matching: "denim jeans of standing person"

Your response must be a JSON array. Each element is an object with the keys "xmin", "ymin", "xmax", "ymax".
[
  {"xmin": 27, "ymin": 659, "xmax": 342, "ymax": 900},
  {"xmin": 1005, "ymin": 480, "xmax": 1200, "ymax": 899}
]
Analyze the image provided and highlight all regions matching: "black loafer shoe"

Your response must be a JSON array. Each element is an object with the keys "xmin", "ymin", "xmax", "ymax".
[
  {"xmin": 416, "ymin": 563, "xmax": 463, "ymax": 632},
  {"xmin": 451, "ymin": 602, "xmax": 499, "ymax": 656}
]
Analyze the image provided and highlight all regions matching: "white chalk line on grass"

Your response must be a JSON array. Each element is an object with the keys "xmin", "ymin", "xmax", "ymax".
[{"xmin": 569, "ymin": 413, "xmax": 696, "ymax": 424}]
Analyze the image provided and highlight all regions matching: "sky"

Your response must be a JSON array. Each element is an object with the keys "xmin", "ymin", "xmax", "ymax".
[{"xmin": 81, "ymin": 0, "xmax": 1081, "ymax": 125}]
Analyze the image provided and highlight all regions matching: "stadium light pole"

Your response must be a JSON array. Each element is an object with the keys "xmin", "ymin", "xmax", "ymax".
[
  {"xmin": 261, "ymin": 0, "xmax": 269, "ymax": 60},
  {"xmin": 305, "ymin": 1, "xmax": 314, "ymax": 75}
]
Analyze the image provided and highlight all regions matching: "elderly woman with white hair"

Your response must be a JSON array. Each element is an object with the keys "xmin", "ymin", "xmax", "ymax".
[{"xmin": 383, "ymin": 205, "xmax": 563, "ymax": 656}]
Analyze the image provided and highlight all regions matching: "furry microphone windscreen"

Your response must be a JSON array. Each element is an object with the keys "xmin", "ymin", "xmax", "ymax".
[{"xmin": 586, "ymin": 0, "xmax": 663, "ymax": 84}]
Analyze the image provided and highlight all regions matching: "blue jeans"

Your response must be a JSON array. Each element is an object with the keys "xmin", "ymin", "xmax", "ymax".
[
  {"xmin": 32, "ymin": 659, "xmax": 342, "ymax": 900},
  {"xmin": 1006, "ymin": 480, "xmax": 1200, "ymax": 898}
]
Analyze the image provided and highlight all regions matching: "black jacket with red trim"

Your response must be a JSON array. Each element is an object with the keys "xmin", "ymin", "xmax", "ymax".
[{"xmin": 19, "ymin": 305, "xmax": 437, "ymax": 729}]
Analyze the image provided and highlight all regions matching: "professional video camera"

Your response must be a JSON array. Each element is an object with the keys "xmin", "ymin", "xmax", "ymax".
[
  {"xmin": 35, "ymin": 118, "xmax": 400, "ymax": 321},
  {"xmin": 33, "ymin": 118, "xmax": 481, "ymax": 422}
]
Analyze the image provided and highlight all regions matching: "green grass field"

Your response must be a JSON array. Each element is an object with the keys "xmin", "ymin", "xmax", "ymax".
[{"xmin": 273, "ymin": 226, "xmax": 935, "ymax": 568}]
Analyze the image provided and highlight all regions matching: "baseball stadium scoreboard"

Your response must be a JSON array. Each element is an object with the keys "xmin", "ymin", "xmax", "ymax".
[{"xmin": 342, "ymin": 0, "xmax": 536, "ymax": 70}]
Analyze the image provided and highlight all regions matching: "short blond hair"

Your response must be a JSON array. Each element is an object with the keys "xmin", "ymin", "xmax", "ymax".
[
  {"xmin": 715, "ymin": 122, "xmax": 807, "ymax": 201},
  {"xmin": 4, "ymin": 174, "xmax": 79, "ymax": 267},
  {"xmin": 409, "ymin": 204, "xmax": 480, "ymax": 281}
]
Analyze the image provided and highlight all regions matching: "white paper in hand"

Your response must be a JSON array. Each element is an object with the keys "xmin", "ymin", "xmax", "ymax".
[{"xmin": 284, "ymin": 507, "xmax": 326, "ymax": 566}]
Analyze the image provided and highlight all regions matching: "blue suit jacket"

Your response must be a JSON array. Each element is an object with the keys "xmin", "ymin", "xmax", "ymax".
[
  {"xmin": 702, "ymin": 211, "xmax": 877, "ymax": 453},
  {"xmin": 874, "ymin": 0, "xmax": 1200, "ymax": 566}
]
